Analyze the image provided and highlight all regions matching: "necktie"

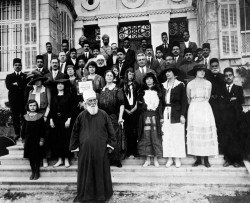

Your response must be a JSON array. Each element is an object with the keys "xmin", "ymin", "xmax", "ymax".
[
  {"xmin": 53, "ymin": 71, "xmax": 57, "ymax": 79},
  {"xmin": 61, "ymin": 63, "xmax": 63, "ymax": 72},
  {"xmin": 227, "ymin": 85, "xmax": 230, "ymax": 93},
  {"xmin": 174, "ymin": 57, "xmax": 177, "ymax": 63},
  {"xmin": 85, "ymin": 52, "xmax": 88, "ymax": 59},
  {"xmin": 141, "ymin": 68, "xmax": 145, "ymax": 75},
  {"xmin": 204, "ymin": 58, "xmax": 207, "ymax": 67},
  {"xmin": 164, "ymin": 44, "xmax": 167, "ymax": 49}
]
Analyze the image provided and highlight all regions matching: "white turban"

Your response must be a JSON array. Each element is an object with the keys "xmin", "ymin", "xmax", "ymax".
[{"xmin": 83, "ymin": 90, "xmax": 96, "ymax": 101}]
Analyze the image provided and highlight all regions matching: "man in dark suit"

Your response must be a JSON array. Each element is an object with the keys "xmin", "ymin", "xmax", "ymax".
[
  {"xmin": 35, "ymin": 55, "xmax": 50, "ymax": 76},
  {"xmin": 58, "ymin": 52, "xmax": 67, "ymax": 74},
  {"xmin": 135, "ymin": 53, "xmax": 156, "ymax": 87},
  {"xmin": 156, "ymin": 32, "xmax": 172, "ymax": 59},
  {"xmin": 180, "ymin": 31, "xmax": 198, "ymax": 57},
  {"xmin": 43, "ymin": 42, "xmax": 58, "ymax": 70},
  {"xmin": 44, "ymin": 57, "xmax": 69, "ymax": 93},
  {"xmin": 107, "ymin": 43, "xmax": 118, "ymax": 69},
  {"xmin": 65, "ymin": 48, "xmax": 78, "ymax": 70},
  {"xmin": 122, "ymin": 37, "xmax": 136, "ymax": 67},
  {"xmin": 178, "ymin": 48, "xmax": 197, "ymax": 83},
  {"xmin": 136, "ymin": 37, "xmax": 148, "ymax": 56},
  {"xmin": 78, "ymin": 40, "xmax": 94, "ymax": 64},
  {"xmin": 5, "ymin": 58, "xmax": 27, "ymax": 141},
  {"xmin": 172, "ymin": 41, "xmax": 184, "ymax": 69},
  {"xmin": 155, "ymin": 47, "xmax": 167, "ymax": 72},
  {"xmin": 223, "ymin": 67, "xmax": 244, "ymax": 168},
  {"xmin": 62, "ymin": 39, "xmax": 70, "ymax": 58},
  {"xmin": 116, "ymin": 48, "xmax": 131, "ymax": 80},
  {"xmin": 201, "ymin": 43, "xmax": 211, "ymax": 69},
  {"xmin": 206, "ymin": 58, "xmax": 227, "ymax": 154},
  {"xmin": 145, "ymin": 44, "xmax": 161, "ymax": 76}
]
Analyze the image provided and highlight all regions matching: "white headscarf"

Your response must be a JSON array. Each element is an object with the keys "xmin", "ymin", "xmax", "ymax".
[{"xmin": 95, "ymin": 54, "xmax": 106, "ymax": 67}]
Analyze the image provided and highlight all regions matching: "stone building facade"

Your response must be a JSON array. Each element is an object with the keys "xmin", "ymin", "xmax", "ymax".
[{"xmin": 0, "ymin": 0, "xmax": 250, "ymax": 104}]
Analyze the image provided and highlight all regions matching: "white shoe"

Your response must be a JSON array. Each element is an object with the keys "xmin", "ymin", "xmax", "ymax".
[
  {"xmin": 64, "ymin": 159, "xmax": 70, "ymax": 168},
  {"xmin": 165, "ymin": 158, "xmax": 173, "ymax": 168},
  {"xmin": 142, "ymin": 160, "xmax": 150, "ymax": 167},
  {"xmin": 154, "ymin": 160, "xmax": 160, "ymax": 168},
  {"xmin": 53, "ymin": 160, "xmax": 63, "ymax": 168},
  {"xmin": 175, "ymin": 158, "xmax": 181, "ymax": 168},
  {"xmin": 43, "ymin": 159, "xmax": 48, "ymax": 168}
]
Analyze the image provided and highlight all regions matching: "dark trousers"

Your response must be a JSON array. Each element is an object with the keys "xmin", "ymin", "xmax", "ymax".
[
  {"xmin": 10, "ymin": 102, "xmax": 24, "ymax": 138},
  {"xmin": 29, "ymin": 157, "xmax": 41, "ymax": 173}
]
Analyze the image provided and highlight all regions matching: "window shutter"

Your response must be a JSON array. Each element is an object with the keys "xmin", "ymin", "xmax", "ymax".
[{"xmin": 219, "ymin": 0, "xmax": 241, "ymax": 59}]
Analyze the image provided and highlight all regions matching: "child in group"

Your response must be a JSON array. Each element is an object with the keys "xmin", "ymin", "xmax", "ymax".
[{"xmin": 21, "ymin": 99, "xmax": 45, "ymax": 180}]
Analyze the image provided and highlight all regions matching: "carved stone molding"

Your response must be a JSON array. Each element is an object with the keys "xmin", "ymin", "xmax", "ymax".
[
  {"xmin": 76, "ymin": 7, "xmax": 197, "ymax": 21},
  {"xmin": 121, "ymin": 0, "xmax": 145, "ymax": 9}
]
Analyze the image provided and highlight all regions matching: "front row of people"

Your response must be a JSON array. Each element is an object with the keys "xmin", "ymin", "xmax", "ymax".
[{"xmin": 20, "ymin": 63, "xmax": 246, "ymax": 182}]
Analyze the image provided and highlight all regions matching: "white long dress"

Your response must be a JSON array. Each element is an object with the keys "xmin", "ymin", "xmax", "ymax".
[
  {"xmin": 186, "ymin": 78, "xmax": 218, "ymax": 156},
  {"xmin": 162, "ymin": 80, "xmax": 186, "ymax": 158}
]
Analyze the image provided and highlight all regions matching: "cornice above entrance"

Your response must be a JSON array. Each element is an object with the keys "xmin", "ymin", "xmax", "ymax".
[{"xmin": 76, "ymin": 7, "xmax": 196, "ymax": 21}]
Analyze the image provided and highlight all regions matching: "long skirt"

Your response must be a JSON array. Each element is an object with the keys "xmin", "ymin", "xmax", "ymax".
[
  {"xmin": 108, "ymin": 114, "xmax": 126, "ymax": 161},
  {"xmin": 137, "ymin": 113, "xmax": 162, "ymax": 157},
  {"xmin": 187, "ymin": 101, "xmax": 218, "ymax": 156},
  {"xmin": 51, "ymin": 116, "xmax": 71, "ymax": 158},
  {"xmin": 162, "ymin": 107, "xmax": 186, "ymax": 158}
]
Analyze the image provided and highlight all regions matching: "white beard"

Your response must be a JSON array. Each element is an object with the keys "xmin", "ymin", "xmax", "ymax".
[{"xmin": 86, "ymin": 105, "xmax": 98, "ymax": 115}]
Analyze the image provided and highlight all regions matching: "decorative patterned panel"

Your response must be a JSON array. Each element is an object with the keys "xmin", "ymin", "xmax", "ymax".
[
  {"xmin": 169, "ymin": 18, "xmax": 188, "ymax": 43},
  {"xmin": 118, "ymin": 24, "xmax": 151, "ymax": 40},
  {"xmin": 241, "ymin": 32, "xmax": 250, "ymax": 55}
]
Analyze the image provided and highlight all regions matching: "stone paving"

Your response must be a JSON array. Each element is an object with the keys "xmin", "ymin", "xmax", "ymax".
[{"xmin": 0, "ymin": 186, "xmax": 250, "ymax": 203}]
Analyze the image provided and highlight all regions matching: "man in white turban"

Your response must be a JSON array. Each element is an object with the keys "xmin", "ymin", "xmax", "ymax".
[{"xmin": 69, "ymin": 90, "xmax": 116, "ymax": 202}]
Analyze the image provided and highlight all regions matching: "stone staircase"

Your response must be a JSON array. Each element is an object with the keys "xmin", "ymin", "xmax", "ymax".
[{"xmin": 0, "ymin": 141, "xmax": 250, "ymax": 192}]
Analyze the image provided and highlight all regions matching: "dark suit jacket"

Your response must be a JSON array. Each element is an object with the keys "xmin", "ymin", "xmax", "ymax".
[
  {"xmin": 123, "ymin": 48, "xmax": 136, "ymax": 67},
  {"xmin": 5, "ymin": 72, "xmax": 27, "ymax": 106},
  {"xmin": 161, "ymin": 81, "xmax": 187, "ymax": 123},
  {"xmin": 180, "ymin": 41, "xmax": 198, "ymax": 57},
  {"xmin": 134, "ymin": 58, "xmax": 161, "ymax": 76},
  {"xmin": 227, "ymin": 84, "xmax": 244, "ymax": 105},
  {"xmin": 107, "ymin": 54, "xmax": 118, "ymax": 69},
  {"xmin": 174, "ymin": 55, "xmax": 184, "ymax": 69},
  {"xmin": 35, "ymin": 67, "xmax": 50, "ymax": 76},
  {"xmin": 43, "ymin": 53, "xmax": 58, "ymax": 70},
  {"xmin": 65, "ymin": 58, "xmax": 78, "ymax": 70},
  {"xmin": 156, "ymin": 44, "xmax": 172, "ymax": 59},
  {"xmin": 135, "ymin": 68, "xmax": 156, "ymax": 87},
  {"xmin": 117, "ymin": 60, "xmax": 131, "ymax": 80},
  {"xmin": 77, "ymin": 53, "xmax": 94, "ymax": 64}
]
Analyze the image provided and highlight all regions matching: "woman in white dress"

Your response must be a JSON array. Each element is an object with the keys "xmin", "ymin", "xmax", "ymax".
[
  {"xmin": 161, "ymin": 65, "xmax": 187, "ymax": 168},
  {"xmin": 186, "ymin": 64, "xmax": 218, "ymax": 167}
]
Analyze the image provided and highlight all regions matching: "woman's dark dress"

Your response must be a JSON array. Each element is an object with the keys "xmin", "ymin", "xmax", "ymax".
[
  {"xmin": 98, "ymin": 86, "xmax": 126, "ymax": 161},
  {"xmin": 122, "ymin": 81, "xmax": 139, "ymax": 157},
  {"xmin": 50, "ymin": 93, "xmax": 72, "ymax": 158},
  {"xmin": 22, "ymin": 113, "xmax": 45, "ymax": 160}
]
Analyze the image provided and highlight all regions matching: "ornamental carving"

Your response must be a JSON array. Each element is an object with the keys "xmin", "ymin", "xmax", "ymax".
[
  {"xmin": 121, "ymin": 0, "xmax": 145, "ymax": 9},
  {"xmin": 81, "ymin": 0, "xmax": 100, "ymax": 11}
]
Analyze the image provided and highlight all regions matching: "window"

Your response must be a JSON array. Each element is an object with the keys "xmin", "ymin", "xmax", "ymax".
[
  {"xmin": 0, "ymin": 0, "xmax": 22, "ymax": 72},
  {"xmin": 23, "ymin": 0, "xmax": 38, "ymax": 70},
  {"xmin": 218, "ymin": 0, "xmax": 241, "ymax": 59},
  {"xmin": 240, "ymin": 0, "xmax": 250, "ymax": 56},
  {"xmin": 56, "ymin": 11, "xmax": 73, "ymax": 51}
]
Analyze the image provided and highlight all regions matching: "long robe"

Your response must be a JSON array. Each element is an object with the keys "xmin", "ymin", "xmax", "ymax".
[{"xmin": 69, "ymin": 109, "xmax": 116, "ymax": 203}]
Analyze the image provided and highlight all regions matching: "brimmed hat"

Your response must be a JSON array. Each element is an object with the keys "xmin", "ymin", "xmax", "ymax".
[
  {"xmin": 52, "ymin": 79, "xmax": 70, "ymax": 86},
  {"xmin": 161, "ymin": 64, "xmax": 180, "ymax": 76},
  {"xmin": 28, "ymin": 76, "xmax": 48, "ymax": 86},
  {"xmin": 188, "ymin": 64, "xmax": 210, "ymax": 76},
  {"xmin": 143, "ymin": 72, "xmax": 158, "ymax": 84},
  {"xmin": 26, "ymin": 70, "xmax": 42, "ymax": 80}
]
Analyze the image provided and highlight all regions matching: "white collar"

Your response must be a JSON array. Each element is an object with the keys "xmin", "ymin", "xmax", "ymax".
[
  {"xmin": 15, "ymin": 71, "xmax": 21, "ymax": 75},
  {"xmin": 32, "ymin": 85, "xmax": 46, "ymax": 94},
  {"xmin": 162, "ymin": 79, "xmax": 183, "ymax": 89}
]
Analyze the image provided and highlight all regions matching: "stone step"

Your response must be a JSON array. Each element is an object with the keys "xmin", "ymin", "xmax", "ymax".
[
  {"xmin": 1, "ymin": 175, "xmax": 250, "ymax": 192},
  {"xmin": 0, "ymin": 154, "xmax": 225, "ymax": 166},
  {"xmin": 0, "ymin": 164, "xmax": 248, "ymax": 177}
]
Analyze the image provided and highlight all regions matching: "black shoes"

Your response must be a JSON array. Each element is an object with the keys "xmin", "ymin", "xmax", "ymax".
[
  {"xmin": 29, "ymin": 172, "xmax": 35, "ymax": 180},
  {"xmin": 192, "ymin": 160, "xmax": 202, "ymax": 167}
]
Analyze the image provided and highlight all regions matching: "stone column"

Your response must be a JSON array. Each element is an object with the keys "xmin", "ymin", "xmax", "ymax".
[
  {"xmin": 187, "ymin": 12, "xmax": 198, "ymax": 45},
  {"xmin": 98, "ymin": 18, "xmax": 119, "ymax": 46},
  {"xmin": 149, "ymin": 12, "xmax": 170, "ymax": 51}
]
